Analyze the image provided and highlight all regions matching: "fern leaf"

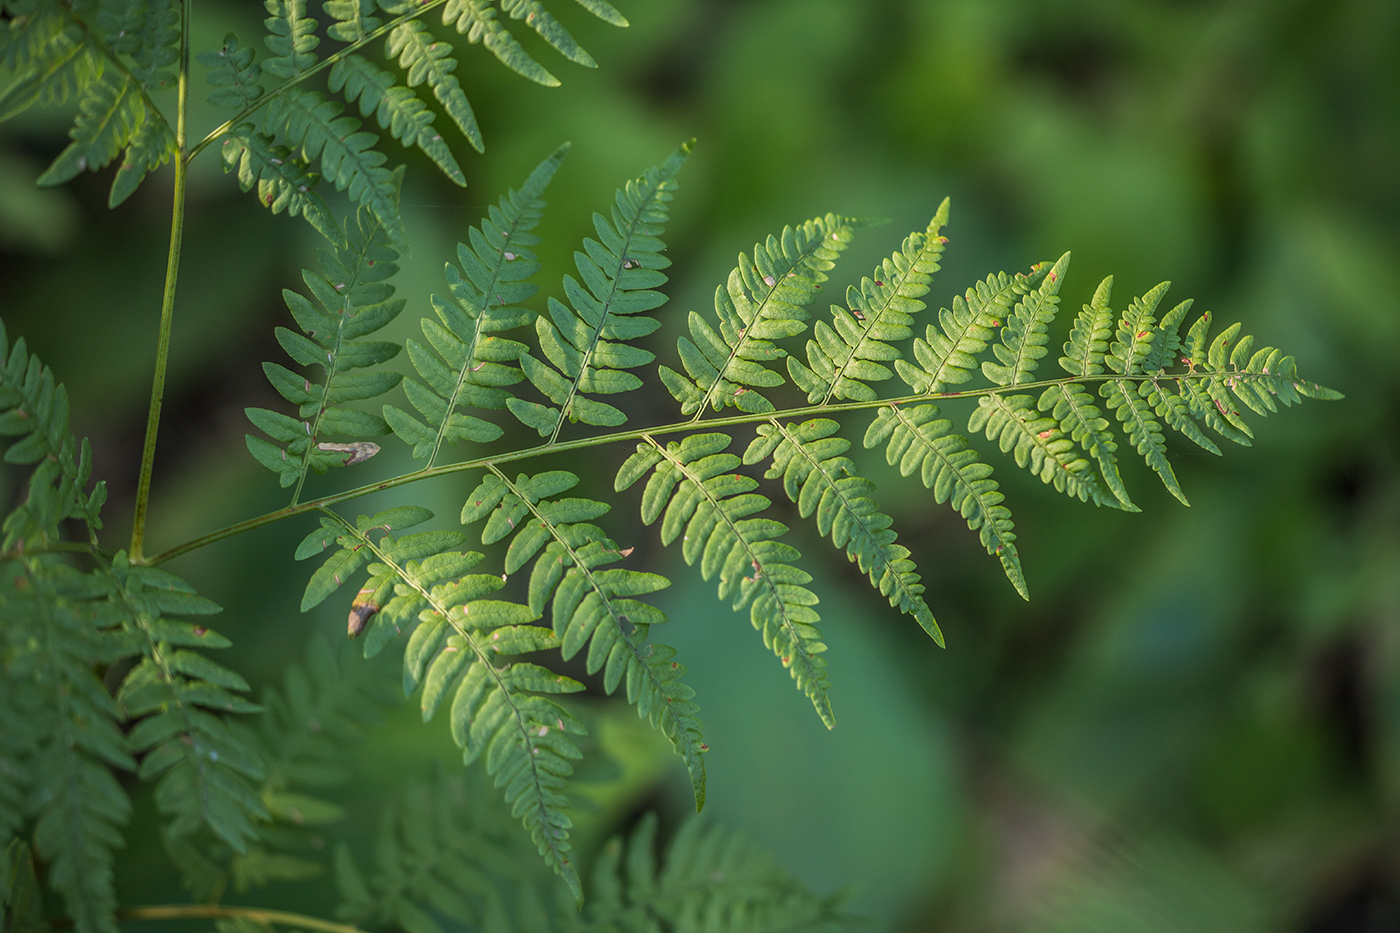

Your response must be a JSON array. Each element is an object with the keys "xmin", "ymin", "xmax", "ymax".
[
  {"xmin": 1059, "ymin": 274, "xmax": 1116, "ymax": 377},
  {"xmin": 789, "ymin": 201, "xmax": 950, "ymax": 404},
  {"xmin": 617, "ymin": 434, "xmax": 834, "ymax": 727},
  {"xmin": 108, "ymin": 555, "xmax": 268, "ymax": 855},
  {"xmin": 895, "ymin": 266, "xmax": 1040, "ymax": 394},
  {"xmin": 197, "ymin": 33, "xmax": 265, "ymax": 111},
  {"xmin": 301, "ymin": 507, "xmax": 587, "ymax": 897},
  {"xmin": 863, "ymin": 404, "xmax": 1026, "ymax": 599},
  {"xmin": 583, "ymin": 814, "xmax": 854, "ymax": 932},
  {"xmin": 325, "ymin": 0, "xmax": 381, "ymax": 43},
  {"xmin": 969, "ymin": 392, "xmax": 1115, "ymax": 506},
  {"xmin": 462, "ymin": 468, "xmax": 708, "ymax": 809},
  {"xmin": 218, "ymin": 126, "xmax": 340, "ymax": 243},
  {"xmin": 744, "ymin": 418, "xmax": 942, "ymax": 645},
  {"xmin": 0, "ymin": 4, "xmax": 101, "ymax": 123},
  {"xmin": 328, "ymin": 54, "xmax": 465, "ymax": 186},
  {"xmin": 246, "ymin": 201, "xmax": 405, "ymax": 498},
  {"xmin": 108, "ymin": 112, "xmax": 177, "ymax": 208},
  {"xmin": 262, "ymin": 0, "xmax": 320, "ymax": 79},
  {"xmin": 500, "ymin": 0, "xmax": 597, "ymax": 68},
  {"xmin": 98, "ymin": 0, "xmax": 179, "ymax": 92},
  {"xmin": 6, "ymin": 558, "xmax": 133, "ymax": 933},
  {"xmin": 386, "ymin": 19, "xmax": 483, "ymax": 153},
  {"xmin": 0, "ymin": 320, "xmax": 106, "ymax": 546},
  {"xmin": 264, "ymin": 88, "xmax": 407, "ymax": 248},
  {"xmin": 508, "ymin": 141, "xmax": 691, "ymax": 439},
  {"xmin": 1038, "ymin": 382, "xmax": 1137, "ymax": 510},
  {"xmin": 981, "ymin": 252, "xmax": 1070, "ymax": 387},
  {"xmin": 661, "ymin": 214, "xmax": 859, "ymax": 417},
  {"xmin": 36, "ymin": 74, "xmax": 144, "ymax": 185},
  {"xmin": 441, "ymin": 0, "xmax": 561, "ymax": 87},
  {"xmin": 387, "ymin": 145, "xmax": 566, "ymax": 464},
  {"xmin": 571, "ymin": 0, "xmax": 629, "ymax": 27}
]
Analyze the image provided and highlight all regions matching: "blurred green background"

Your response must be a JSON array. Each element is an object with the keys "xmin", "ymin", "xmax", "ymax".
[{"xmin": 3, "ymin": 0, "xmax": 1399, "ymax": 929}]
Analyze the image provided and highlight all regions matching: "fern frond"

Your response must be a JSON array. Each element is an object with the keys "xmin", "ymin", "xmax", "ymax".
[
  {"xmin": 325, "ymin": 0, "xmax": 380, "ymax": 43},
  {"xmin": 261, "ymin": 0, "xmax": 321, "ymax": 79},
  {"xmin": 297, "ymin": 506, "xmax": 587, "ymax": 898},
  {"xmin": 386, "ymin": 19, "xmax": 483, "ymax": 153},
  {"xmin": 107, "ymin": 555, "xmax": 268, "ymax": 854},
  {"xmin": 262, "ymin": 88, "xmax": 407, "ymax": 248},
  {"xmin": 198, "ymin": 33, "xmax": 265, "ymax": 111},
  {"xmin": 508, "ymin": 141, "xmax": 691, "ymax": 439},
  {"xmin": 328, "ymin": 54, "xmax": 465, "ymax": 186},
  {"xmin": 499, "ymin": 0, "xmax": 597, "ymax": 68},
  {"xmin": 789, "ymin": 201, "xmax": 950, "ymax": 404},
  {"xmin": 217, "ymin": 127, "xmax": 340, "ymax": 243},
  {"xmin": 863, "ymin": 404, "xmax": 1026, "ymax": 599},
  {"xmin": 0, "ymin": 320, "xmax": 106, "ymax": 547},
  {"xmin": 660, "ymin": 214, "xmax": 859, "ymax": 417},
  {"xmin": 245, "ymin": 199, "xmax": 405, "ymax": 499},
  {"xmin": 968, "ymin": 392, "xmax": 1115, "ymax": 506},
  {"xmin": 895, "ymin": 266, "xmax": 1041, "ymax": 394},
  {"xmin": 6, "ymin": 557, "xmax": 132, "ymax": 933},
  {"xmin": 744, "ymin": 418, "xmax": 941, "ymax": 644},
  {"xmin": 580, "ymin": 814, "xmax": 855, "ymax": 933},
  {"xmin": 462, "ymin": 468, "xmax": 708, "ymax": 809},
  {"xmin": 386, "ymin": 145, "xmax": 566, "ymax": 464},
  {"xmin": 616, "ymin": 434, "xmax": 834, "ymax": 728},
  {"xmin": 981, "ymin": 253, "xmax": 1070, "ymax": 387},
  {"xmin": 1058, "ymin": 274, "xmax": 1118, "ymax": 378},
  {"xmin": 98, "ymin": 0, "xmax": 179, "ymax": 92}
]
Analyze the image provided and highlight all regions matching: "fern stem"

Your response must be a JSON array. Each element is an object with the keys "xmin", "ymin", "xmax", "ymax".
[
  {"xmin": 128, "ymin": 0, "xmax": 192, "ymax": 564},
  {"xmin": 114, "ymin": 904, "xmax": 368, "ymax": 933},
  {"xmin": 147, "ymin": 371, "xmax": 1278, "ymax": 565}
]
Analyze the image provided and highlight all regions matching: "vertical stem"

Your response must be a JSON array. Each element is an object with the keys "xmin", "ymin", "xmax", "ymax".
[{"xmin": 129, "ymin": 0, "xmax": 191, "ymax": 564}]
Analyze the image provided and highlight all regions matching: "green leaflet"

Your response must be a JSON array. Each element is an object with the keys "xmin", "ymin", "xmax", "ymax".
[
  {"xmin": 660, "ymin": 213, "xmax": 861, "ymax": 417},
  {"xmin": 864, "ymin": 404, "xmax": 1027, "ymax": 600},
  {"xmin": 387, "ymin": 145, "xmax": 567, "ymax": 465},
  {"xmin": 789, "ymin": 200, "xmax": 950, "ymax": 404},
  {"xmin": 617, "ymin": 433, "xmax": 835, "ymax": 728},
  {"xmin": 744, "ymin": 418, "xmax": 942, "ymax": 645},
  {"xmin": 509, "ymin": 141, "xmax": 692, "ymax": 439},
  {"xmin": 298, "ymin": 505, "xmax": 586, "ymax": 898},
  {"xmin": 462, "ymin": 468, "xmax": 708, "ymax": 809},
  {"xmin": 246, "ymin": 201, "xmax": 405, "ymax": 501}
]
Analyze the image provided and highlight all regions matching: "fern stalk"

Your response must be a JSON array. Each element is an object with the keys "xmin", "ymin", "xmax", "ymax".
[
  {"xmin": 146, "ymin": 370, "xmax": 1298, "ymax": 567},
  {"xmin": 117, "ymin": 904, "xmax": 368, "ymax": 933},
  {"xmin": 129, "ymin": 0, "xmax": 190, "ymax": 563}
]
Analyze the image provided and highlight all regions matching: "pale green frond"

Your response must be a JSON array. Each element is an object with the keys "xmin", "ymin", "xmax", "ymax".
[
  {"xmin": 305, "ymin": 508, "xmax": 587, "ymax": 897},
  {"xmin": 328, "ymin": 54, "xmax": 465, "ymax": 186},
  {"xmin": 387, "ymin": 145, "xmax": 566, "ymax": 465},
  {"xmin": 969, "ymin": 392, "xmax": 1117, "ymax": 507},
  {"xmin": 982, "ymin": 252, "xmax": 1070, "ymax": 387},
  {"xmin": 864, "ymin": 404, "xmax": 1026, "ymax": 599},
  {"xmin": 500, "ymin": 0, "xmax": 597, "ymax": 68},
  {"xmin": 789, "ymin": 201, "xmax": 950, "ymax": 404},
  {"xmin": 462, "ymin": 468, "xmax": 707, "ymax": 809},
  {"xmin": 325, "ymin": 0, "xmax": 381, "ymax": 43},
  {"xmin": 261, "ymin": 0, "xmax": 320, "ymax": 79},
  {"xmin": 661, "ymin": 214, "xmax": 859, "ymax": 417},
  {"xmin": 217, "ymin": 126, "xmax": 340, "ymax": 243},
  {"xmin": 246, "ymin": 201, "xmax": 405, "ymax": 499},
  {"xmin": 386, "ymin": 19, "xmax": 483, "ymax": 153},
  {"xmin": 98, "ymin": 0, "xmax": 179, "ymax": 91},
  {"xmin": 263, "ymin": 88, "xmax": 407, "ymax": 249},
  {"xmin": 197, "ymin": 33, "xmax": 265, "ymax": 111},
  {"xmin": 895, "ymin": 264, "xmax": 1041, "ymax": 394},
  {"xmin": 1038, "ymin": 382, "xmax": 1137, "ymax": 511},
  {"xmin": 744, "ymin": 418, "xmax": 942, "ymax": 645},
  {"xmin": 1059, "ymin": 275, "xmax": 1117, "ymax": 377},
  {"xmin": 617, "ymin": 433, "xmax": 834, "ymax": 727},
  {"xmin": 441, "ymin": 0, "xmax": 560, "ymax": 87},
  {"xmin": 508, "ymin": 141, "xmax": 691, "ymax": 439}
]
